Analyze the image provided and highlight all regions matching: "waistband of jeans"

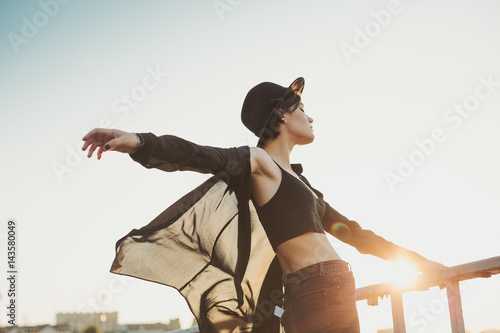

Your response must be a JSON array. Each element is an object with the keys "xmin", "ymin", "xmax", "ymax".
[{"xmin": 283, "ymin": 260, "xmax": 351, "ymax": 282}]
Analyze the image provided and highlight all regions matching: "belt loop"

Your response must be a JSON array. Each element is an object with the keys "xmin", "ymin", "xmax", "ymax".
[
  {"xmin": 282, "ymin": 279, "xmax": 285, "ymax": 304},
  {"xmin": 319, "ymin": 262, "xmax": 325, "ymax": 276}
]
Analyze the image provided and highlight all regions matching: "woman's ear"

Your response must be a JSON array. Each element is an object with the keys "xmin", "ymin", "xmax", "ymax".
[{"xmin": 280, "ymin": 110, "xmax": 288, "ymax": 123}]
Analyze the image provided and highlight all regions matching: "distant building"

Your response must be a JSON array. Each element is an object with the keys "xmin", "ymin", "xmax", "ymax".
[
  {"xmin": 164, "ymin": 327, "xmax": 198, "ymax": 333},
  {"xmin": 56, "ymin": 312, "xmax": 118, "ymax": 333},
  {"xmin": 0, "ymin": 315, "xmax": 187, "ymax": 333},
  {"xmin": 118, "ymin": 320, "xmax": 180, "ymax": 333},
  {"xmin": 0, "ymin": 325, "xmax": 73, "ymax": 333}
]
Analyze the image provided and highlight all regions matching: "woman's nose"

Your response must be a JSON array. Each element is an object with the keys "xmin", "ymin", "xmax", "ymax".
[{"xmin": 308, "ymin": 116, "xmax": 314, "ymax": 123}]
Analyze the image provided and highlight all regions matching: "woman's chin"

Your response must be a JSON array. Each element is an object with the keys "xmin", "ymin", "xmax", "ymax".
[{"xmin": 297, "ymin": 134, "xmax": 315, "ymax": 146}]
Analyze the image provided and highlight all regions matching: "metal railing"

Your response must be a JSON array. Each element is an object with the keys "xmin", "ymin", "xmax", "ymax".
[{"xmin": 355, "ymin": 256, "xmax": 500, "ymax": 333}]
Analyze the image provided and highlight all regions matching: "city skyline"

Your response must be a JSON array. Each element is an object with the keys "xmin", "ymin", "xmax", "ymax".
[{"xmin": 1, "ymin": 309, "xmax": 498, "ymax": 333}]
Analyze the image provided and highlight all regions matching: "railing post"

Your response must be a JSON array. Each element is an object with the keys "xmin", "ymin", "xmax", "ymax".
[
  {"xmin": 446, "ymin": 279, "xmax": 466, "ymax": 333},
  {"xmin": 391, "ymin": 291, "xmax": 406, "ymax": 333}
]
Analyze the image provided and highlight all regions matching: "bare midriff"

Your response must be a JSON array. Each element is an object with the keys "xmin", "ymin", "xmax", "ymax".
[{"xmin": 275, "ymin": 231, "xmax": 342, "ymax": 274}]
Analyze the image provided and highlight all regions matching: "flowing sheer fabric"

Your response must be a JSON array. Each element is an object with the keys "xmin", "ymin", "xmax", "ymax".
[{"xmin": 110, "ymin": 134, "xmax": 282, "ymax": 332}]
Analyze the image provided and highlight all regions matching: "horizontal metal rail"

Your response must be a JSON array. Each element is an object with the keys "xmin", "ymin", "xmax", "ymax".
[{"xmin": 355, "ymin": 256, "xmax": 500, "ymax": 333}]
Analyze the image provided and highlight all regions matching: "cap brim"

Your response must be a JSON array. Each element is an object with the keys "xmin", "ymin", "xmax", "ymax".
[
  {"xmin": 257, "ymin": 77, "xmax": 305, "ymax": 145},
  {"xmin": 287, "ymin": 77, "xmax": 305, "ymax": 98}
]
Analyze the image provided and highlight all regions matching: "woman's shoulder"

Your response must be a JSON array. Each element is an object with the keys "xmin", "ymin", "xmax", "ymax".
[{"xmin": 249, "ymin": 147, "xmax": 279, "ymax": 178}]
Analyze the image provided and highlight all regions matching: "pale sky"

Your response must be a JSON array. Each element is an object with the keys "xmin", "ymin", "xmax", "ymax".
[{"xmin": 1, "ymin": 1, "xmax": 499, "ymax": 332}]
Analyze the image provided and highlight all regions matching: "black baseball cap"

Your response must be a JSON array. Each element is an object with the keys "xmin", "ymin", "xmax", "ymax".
[{"xmin": 241, "ymin": 77, "xmax": 305, "ymax": 146}]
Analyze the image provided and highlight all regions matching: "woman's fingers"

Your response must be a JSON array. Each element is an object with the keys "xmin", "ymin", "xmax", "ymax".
[
  {"xmin": 97, "ymin": 145, "xmax": 105, "ymax": 160},
  {"xmin": 81, "ymin": 128, "xmax": 98, "ymax": 141},
  {"xmin": 82, "ymin": 130, "xmax": 100, "ymax": 152},
  {"xmin": 104, "ymin": 138, "xmax": 116, "ymax": 151},
  {"xmin": 82, "ymin": 128, "xmax": 111, "ymax": 157},
  {"xmin": 82, "ymin": 128, "xmax": 107, "ymax": 141},
  {"xmin": 87, "ymin": 142, "xmax": 100, "ymax": 158},
  {"xmin": 81, "ymin": 137, "xmax": 95, "ymax": 152},
  {"xmin": 82, "ymin": 128, "xmax": 112, "ymax": 151}
]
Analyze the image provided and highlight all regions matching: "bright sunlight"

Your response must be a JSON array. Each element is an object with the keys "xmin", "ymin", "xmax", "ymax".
[{"xmin": 389, "ymin": 260, "xmax": 419, "ymax": 288}]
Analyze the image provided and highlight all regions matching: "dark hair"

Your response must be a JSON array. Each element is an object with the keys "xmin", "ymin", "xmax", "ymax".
[{"xmin": 257, "ymin": 93, "xmax": 301, "ymax": 148}]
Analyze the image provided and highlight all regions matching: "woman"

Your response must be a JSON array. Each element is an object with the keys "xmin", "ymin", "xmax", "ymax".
[{"xmin": 82, "ymin": 77, "xmax": 444, "ymax": 333}]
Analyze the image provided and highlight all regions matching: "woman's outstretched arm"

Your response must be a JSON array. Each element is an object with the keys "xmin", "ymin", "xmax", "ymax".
[
  {"xmin": 82, "ymin": 128, "xmax": 252, "ymax": 185},
  {"xmin": 321, "ymin": 201, "xmax": 446, "ymax": 272},
  {"xmin": 294, "ymin": 170, "xmax": 445, "ymax": 272}
]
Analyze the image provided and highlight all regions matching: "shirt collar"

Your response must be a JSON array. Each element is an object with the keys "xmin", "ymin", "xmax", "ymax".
[{"xmin": 291, "ymin": 163, "xmax": 303, "ymax": 175}]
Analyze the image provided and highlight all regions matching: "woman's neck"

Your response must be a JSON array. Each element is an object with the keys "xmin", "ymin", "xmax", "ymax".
[{"xmin": 263, "ymin": 137, "xmax": 294, "ymax": 170}]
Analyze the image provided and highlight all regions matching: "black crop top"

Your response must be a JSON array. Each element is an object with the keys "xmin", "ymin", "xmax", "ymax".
[{"xmin": 252, "ymin": 161, "xmax": 327, "ymax": 251}]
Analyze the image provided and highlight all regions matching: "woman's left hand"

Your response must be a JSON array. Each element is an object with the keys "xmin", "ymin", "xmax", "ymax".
[{"xmin": 420, "ymin": 259, "xmax": 447, "ymax": 273}]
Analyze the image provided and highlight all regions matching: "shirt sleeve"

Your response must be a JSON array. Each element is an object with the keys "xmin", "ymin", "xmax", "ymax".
[
  {"xmin": 321, "ymin": 200, "xmax": 428, "ymax": 266},
  {"xmin": 128, "ymin": 132, "xmax": 228, "ymax": 173},
  {"xmin": 128, "ymin": 132, "xmax": 250, "ymax": 191}
]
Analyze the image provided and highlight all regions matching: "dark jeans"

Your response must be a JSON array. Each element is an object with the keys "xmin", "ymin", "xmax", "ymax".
[{"xmin": 282, "ymin": 260, "xmax": 360, "ymax": 333}]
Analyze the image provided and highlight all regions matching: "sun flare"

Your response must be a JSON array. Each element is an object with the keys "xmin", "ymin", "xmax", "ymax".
[{"xmin": 389, "ymin": 260, "xmax": 418, "ymax": 288}]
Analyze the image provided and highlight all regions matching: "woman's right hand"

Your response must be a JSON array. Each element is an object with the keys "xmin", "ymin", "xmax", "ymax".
[{"xmin": 82, "ymin": 128, "xmax": 139, "ymax": 160}]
